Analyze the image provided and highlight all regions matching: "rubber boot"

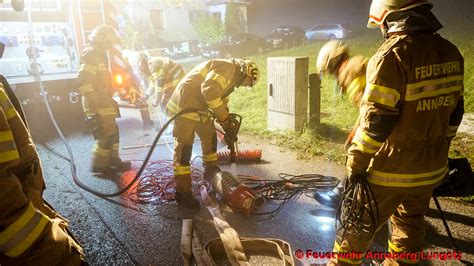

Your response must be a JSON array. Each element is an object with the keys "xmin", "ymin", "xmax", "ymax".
[
  {"xmin": 140, "ymin": 107, "xmax": 154, "ymax": 130},
  {"xmin": 91, "ymin": 154, "xmax": 117, "ymax": 175},
  {"xmin": 91, "ymin": 165, "xmax": 118, "ymax": 175},
  {"xmin": 175, "ymin": 191, "xmax": 200, "ymax": 209},
  {"xmin": 175, "ymin": 174, "xmax": 200, "ymax": 209},
  {"xmin": 142, "ymin": 120, "xmax": 155, "ymax": 130},
  {"xmin": 110, "ymin": 158, "xmax": 132, "ymax": 171},
  {"xmin": 203, "ymin": 165, "xmax": 222, "ymax": 181}
]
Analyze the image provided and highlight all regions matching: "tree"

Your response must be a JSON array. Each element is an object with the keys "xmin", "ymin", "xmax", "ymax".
[
  {"xmin": 192, "ymin": 15, "xmax": 225, "ymax": 45},
  {"xmin": 120, "ymin": 15, "xmax": 164, "ymax": 50}
]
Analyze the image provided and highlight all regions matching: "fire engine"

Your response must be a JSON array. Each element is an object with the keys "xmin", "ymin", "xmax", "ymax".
[{"xmin": 0, "ymin": 0, "xmax": 135, "ymax": 117}]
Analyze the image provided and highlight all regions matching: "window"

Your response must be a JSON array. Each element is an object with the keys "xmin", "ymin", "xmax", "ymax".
[
  {"xmin": 150, "ymin": 9, "xmax": 165, "ymax": 29},
  {"xmin": 188, "ymin": 10, "xmax": 208, "ymax": 23}
]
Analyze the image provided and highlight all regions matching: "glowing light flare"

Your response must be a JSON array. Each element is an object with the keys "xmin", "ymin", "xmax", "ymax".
[
  {"xmin": 114, "ymin": 74, "xmax": 124, "ymax": 85},
  {"xmin": 314, "ymin": 216, "xmax": 335, "ymax": 232}
]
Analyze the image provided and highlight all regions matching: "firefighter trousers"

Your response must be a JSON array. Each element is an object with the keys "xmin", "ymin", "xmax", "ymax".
[
  {"xmin": 92, "ymin": 116, "xmax": 121, "ymax": 168},
  {"xmin": 329, "ymin": 182, "xmax": 440, "ymax": 266},
  {"xmin": 173, "ymin": 117, "xmax": 217, "ymax": 193}
]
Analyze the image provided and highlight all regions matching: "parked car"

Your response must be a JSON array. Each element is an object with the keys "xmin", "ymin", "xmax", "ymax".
[
  {"xmin": 305, "ymin": 24, "xmax": 352, "ymax": 41},
  {"xmin": 201, "ymin": 33, "xmax": 271, "ymax": 59},
  {"xmin": 265, "ymin": 26, "xmax": 308, "ymax": 49}
]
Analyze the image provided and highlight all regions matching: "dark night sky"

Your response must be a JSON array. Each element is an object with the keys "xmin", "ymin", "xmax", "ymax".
[{"xmin": 247, "ymin": 0, "xmax": 474, "ymax": 36}]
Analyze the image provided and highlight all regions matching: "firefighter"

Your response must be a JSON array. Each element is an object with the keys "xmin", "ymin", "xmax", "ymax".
[
  {"xmin": 0, "ymin": 77, "xmax": 85, "ymax": 264},
  {"xmin": 77, "ymin": 25, "xmax": 131, "ymax": 174},
  {"xmin": 317, "ymin": 41, "xmax": 369, "ymax": 149},
  {"xmin": 137, "ymin": 54, "xmax": 186, "ymax": 109},
  {"xmin": 120, "ymin": 51, "xmax": 154, "ymax": 130},
  {"xmin": 316, "ymin": 40, "xmax": 368, "ymax": 107},
  {"xmin": 330, "ymin": 1, "xmax": 464, "ymax": 265},
  {"xmin": 165, "ymin": 59, "xmax": 259, "ymax": 208}
]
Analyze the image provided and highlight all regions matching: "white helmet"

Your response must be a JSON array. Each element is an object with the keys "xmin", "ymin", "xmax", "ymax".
[
  {"xmin": 316, "ymin": 40, "xmax": 349, "ymax": 75},
  {"xmin": 367, "ymin": 0, "xmax": 432, "ymax": 28}
]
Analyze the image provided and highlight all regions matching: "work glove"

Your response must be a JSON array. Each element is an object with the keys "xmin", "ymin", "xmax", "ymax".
[
  {"xmin": 217, "ymin": 116, "xmax": 232, "ymax": 133},
  {"xmin": 347, "ymin": 171, "xmax": 368, "ymax": 184}
]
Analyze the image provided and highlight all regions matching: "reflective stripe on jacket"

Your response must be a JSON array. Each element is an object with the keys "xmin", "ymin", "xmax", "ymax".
[
  {"xmin": 0, "ymin": 87, "xmax": 20, "ymax": 164},
  {"xmin": 77, "ymin": 46, "xmax": 119, "ymax": 117},
  {"xmin": 166, "ymin": 59, "xmax": 241, "ymax": 121},
  {"xmin": 147, "ymin": 57, "xmax": 185, "ymax": 98},
  {"xmin": 347, "ymin": 33, "xmax": 464, "ymax": 187},
  {"xmin": 0, "ymin": 202, "xmax": 49, "ymax": 257}
]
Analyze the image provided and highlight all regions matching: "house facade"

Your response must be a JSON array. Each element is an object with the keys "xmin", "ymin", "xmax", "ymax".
[{"xmin": 122, "ymin": 0, "xmax": 251, "ymax": 58}]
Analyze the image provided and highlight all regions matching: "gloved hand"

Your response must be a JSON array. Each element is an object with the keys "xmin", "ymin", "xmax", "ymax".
[
  {"xmin": 217, "ymin": 116, "xmax": 232, "ymax": 133},
  {"xmin": 85, "ymin": 114, "xmax": 98, "ymax": 128},
  {"xmin": 347, "ymin": 171, "xmax": 368, "ymax": 183}
]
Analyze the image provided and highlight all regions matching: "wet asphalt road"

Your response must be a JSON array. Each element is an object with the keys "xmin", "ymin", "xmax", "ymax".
[{"xmin": 24, "ymin": 102, "xmax": 473, "ymax": 265}]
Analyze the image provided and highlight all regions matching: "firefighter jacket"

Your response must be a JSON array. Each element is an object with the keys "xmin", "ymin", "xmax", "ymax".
[
  {"xmin": 347, "ymin": 31, "xmax": 464, "ymax": 188},
  {"xmin": 146, "ymin": 57, "xmax": 185, "ymax": 106},
  {"xmin": 77, "ymin": 45, "xmax": 119, "ymax": 118},
  {"xmin": 338, "ymin": 55, "xmax": 368, "ymax": 106},
  {"xmin": 166, "ymin": 59, "xmax": 243, "ymax": 121},
  {"xmin": 0, "ymin": 82, "xmax": 83, "ymax": 260}
]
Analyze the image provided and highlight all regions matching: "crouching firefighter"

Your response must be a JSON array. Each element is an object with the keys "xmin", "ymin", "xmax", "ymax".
[
  {"xmin": 77, "ymin": 25, "xmax": 131, "ymax": 174},
  {"xmin": 329, "ymin": 0, "xmax": 464, "ymax": 265},
  {"xmin": 165, "ymin": 59, "xmax": 260, "ymax": 209},
  {"xmin": 137, "ymin": 54, "xmax": 186, "ymax": 109},
  {"xmin": 0, "ymin": 75, "xmax": 85, "ymax": 264}
]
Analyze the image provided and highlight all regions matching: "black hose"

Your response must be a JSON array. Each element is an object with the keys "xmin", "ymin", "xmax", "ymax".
[
  {"xmin": 336, "ymin": 177, "xmax": 379, "ymax": 240},
  {"xmin": 239, "ymin": 173, "xmax": 340, "ymax": 217},
  {"xmin": 36, "ymin": 84, "xmax": 207, "ymax": 198}
]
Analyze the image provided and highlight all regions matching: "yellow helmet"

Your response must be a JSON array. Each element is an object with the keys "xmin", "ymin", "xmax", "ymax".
[
  {"xmin": 368, "ymin": 0, "xmax": 432, "ymax": 28},
  {"xmin": 88, "ymin": 24, "xmax": 121, "ymax": 44},
  {"xmin": 316, "ymin": 40, "xmax": 349, "ymax": 75},
  {"xmin": 242, "ymin": 59, "xmax": 259, "ymax": 86}
]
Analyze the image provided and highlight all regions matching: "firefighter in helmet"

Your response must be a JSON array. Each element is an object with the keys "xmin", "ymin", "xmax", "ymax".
[
  {"xmin": 77, "ymin": 24, "xmax": 131, "ymax": 174},
  {"xmin": 330, "ymin": 0, "xmax": 464, "ymax": 265},
  {"xmin": 0, "ymin": 73, "xmax": 85, "ymax": 263},
  {"xmin": 165, "ymin": 59, "xmax": 259, "ymax": 208},
  {"xmin": 316, "ymin": 40, "xmax": 368, "ymax": 107},
  {"xmin": 120, "ymin": 50, "xmax": 154, "ymax": 130},
  {"xmin": 137, "ymin": 53, "xmax": 186, "ymax": 109},
  {"xmin": 317, "ymin": 41, "xmax": 369, "ymax": 149}
]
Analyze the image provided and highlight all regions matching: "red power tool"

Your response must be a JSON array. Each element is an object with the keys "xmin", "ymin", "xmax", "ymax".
[{"xmin": 211, "ymin": 171, "xmax": 263, "ymax": 214}]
